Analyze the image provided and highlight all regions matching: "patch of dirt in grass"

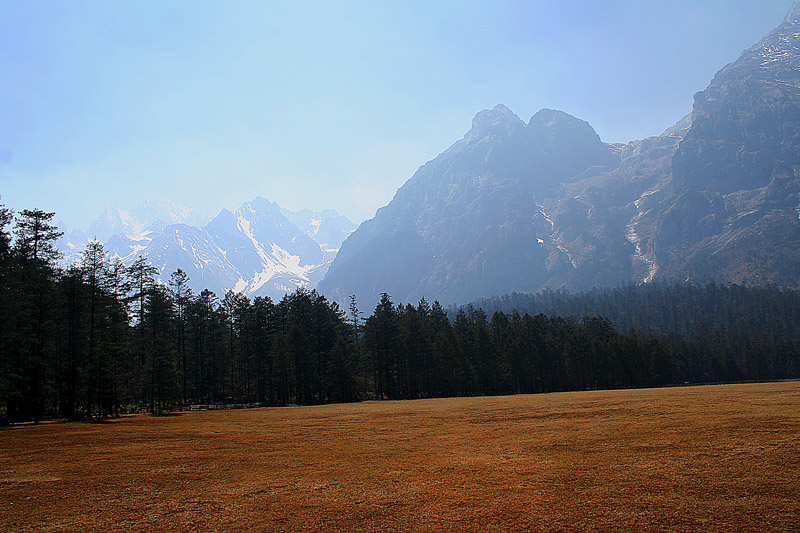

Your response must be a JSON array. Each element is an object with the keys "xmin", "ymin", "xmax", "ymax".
[{"xmin": 1, "ymin": 382, "xmax": 799, "ymax": 531}]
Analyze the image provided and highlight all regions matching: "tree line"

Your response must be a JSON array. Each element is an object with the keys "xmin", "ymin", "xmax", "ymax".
[
  {"xmin": 463, "ymin": 282, "xmax": 800, "ymax": 338},
  {"xmin": 1, "ymin": 201, "xmax": 799, "ymax": 423}
]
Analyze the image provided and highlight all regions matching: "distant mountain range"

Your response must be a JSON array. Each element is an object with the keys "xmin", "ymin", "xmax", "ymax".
[
  {"xmin": 320, "ymin": 2, "xmax": 800, "ymax": 310},
  {"xmin": 57, "ymin": 3, "xmax": 800, "ymax": 310},
  {"xmin": 58, "ymin": 198, "xmax": 356, "ymax": 301}
]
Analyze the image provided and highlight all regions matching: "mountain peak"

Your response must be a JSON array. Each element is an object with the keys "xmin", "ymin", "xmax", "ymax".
[
  {"xmin": 526, "ymin": 108, "xmax": 607, "ymax": 156},
  {"xmin": 469, "ymin": 104, "xmax": 523, "ymax": 136},
  {"xmin": 528, "ymin": 108, "xmax": 582, "ymax": 128}
]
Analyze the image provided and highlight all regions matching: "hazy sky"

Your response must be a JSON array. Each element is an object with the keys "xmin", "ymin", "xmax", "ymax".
[{"xmin": 0, "ymin": 1, "xmax": 793, "ymax": 230}]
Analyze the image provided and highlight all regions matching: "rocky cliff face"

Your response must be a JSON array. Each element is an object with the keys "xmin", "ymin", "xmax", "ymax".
[
  {"xmin": 632, "ymin": 3, "xmax": 800, "ymax": 285},
  {"xmin": 319, "ymin": 105, "xmax": 620, "ymax": 308},
  {"xmin": 321, "ymin": 2, "xmax": 800, "ymax": 310}
]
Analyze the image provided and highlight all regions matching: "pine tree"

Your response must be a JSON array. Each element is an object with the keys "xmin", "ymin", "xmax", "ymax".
[
  {"xmin": 0, "ymin": 198, "xmax": 11, "ymax": 263},
  {"xmin": 126, "ymin": 255, "xmax": 158, "ymax": 409},
  {"xmin": 79, "ymin": 240, "xmax": 110, "ymax": 420},
  {"xmin": 251, "ymin": 295, "xmax": 275, "ymax": 403},
  {"xmin": 105, "ymin": 258, "xmax": 130, "ymax": 416},
  {"xmin": 0, "ymin": 199, "xmax": 13, "ymax": 422},
  {"xmin": 169, "ymin": 269, "xmax": 192, "ymax": 404},
  {"xmin": 9, "ymin": 209, "xmax": 63, "ymax": 422},
  {"xmin": 144, "ymin": 286, "xmax": 178, "ymax": 413},
  {"xmin": 363, "ymin": 293, "xmax": 399, "ymax": 399},
  {"xmin": 348, "ymin": 294, "xmax": 366, "ymax": 397},
  {"xmin": 221, "ymin": 290, "xmax": 247, "ymax": 401}
]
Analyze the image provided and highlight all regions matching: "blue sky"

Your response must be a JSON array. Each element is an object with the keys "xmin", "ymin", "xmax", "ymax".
[{"xmin": 0, "ymin": 1, "xmax": 793, "ymax": 230}]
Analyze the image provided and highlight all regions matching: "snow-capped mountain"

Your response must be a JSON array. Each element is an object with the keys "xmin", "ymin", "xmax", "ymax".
[
  {"xmin": 58, "ymin": 200, "xmax": 209, "ymax": 266},
  {"xmin": 87, "ymin": 205, "xmax": 143, "ymax": 242},
  {"xmin": 282, "ymin": 207, "xmax": 359, "ymax": 262},
  {"xmin": 85, "ymin": 200, "xmax": 209, "ymax": 242},
  {"xmin": 58, "ymin": 198, "xmax": 356, "ymax": 301}
]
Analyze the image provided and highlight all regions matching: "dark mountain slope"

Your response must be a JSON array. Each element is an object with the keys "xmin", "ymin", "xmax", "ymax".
[
  {"xmin": 322, "ymin": 2, "xmax": 800, "ymax": 309},
  {"xmin": 320, "ymin": 106, "xmax": 620, "ymax": 308},
  {"xmin": 634, "ymin": 4, "xmax": 800, "ymax": 285}
]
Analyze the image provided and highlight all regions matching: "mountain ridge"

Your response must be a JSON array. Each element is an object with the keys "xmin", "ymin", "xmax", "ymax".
[
  {"xmin": 58, "ymin": 198, "xmax": 356, "ymax": 301},
  {"xmin": 320, "ymin": 2, "xmax": 800, "ymax": 310},
  {"xmin": 320, "ymin": 105, "xmax": 621, "ymax": 308}
]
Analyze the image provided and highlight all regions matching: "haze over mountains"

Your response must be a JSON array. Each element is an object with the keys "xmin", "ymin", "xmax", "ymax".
[
  {"xmin": 320, "ymin": 2, "xmax": 800, "ymax": 309},
  {"xmin": 59, "ymin": 199, "xmax": 356, "ymax": 301},
  {"xmin": 55, "ymin": 2, "xmax": 800, "ymax": 311}
]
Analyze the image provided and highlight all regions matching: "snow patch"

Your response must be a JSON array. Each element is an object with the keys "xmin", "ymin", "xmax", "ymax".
[
  {"xmin": 233, "ymin": 278, "xmax": 247, "ymax": 293},
  {"xmin": 540, "ymin": 207, "xmax": 555, "ymax": 231},
  {"xmin": 130, "ymin": 244, "xmax": 148, "ymax": 256},
  {"xmin": 308, "ymin": 216, "xmax": 322, "ymax": 238},
  {"xmin": 626, "ymin": 211, "xmax": 657, "ymax": 284}
]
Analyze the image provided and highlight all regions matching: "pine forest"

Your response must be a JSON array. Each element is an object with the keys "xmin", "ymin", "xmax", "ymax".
[{"xmin": 1, "ymin": 203, "xmax": 799, "ymax": 423}]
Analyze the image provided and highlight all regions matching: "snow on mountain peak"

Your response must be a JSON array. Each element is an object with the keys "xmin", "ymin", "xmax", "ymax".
[{"xmin": 57, "ymin": 197, "xmax": 357, "ymax": 302}]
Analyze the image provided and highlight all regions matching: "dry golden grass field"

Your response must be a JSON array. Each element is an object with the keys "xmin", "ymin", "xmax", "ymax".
[{"xmin": 1, "ymin": 382, "xmax": 799, "ymax": 532}]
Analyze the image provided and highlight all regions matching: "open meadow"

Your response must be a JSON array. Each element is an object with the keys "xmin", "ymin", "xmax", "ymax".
[{"xmin": 1, "ymin": 382, "xmax": 799, "ymax": 532}]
